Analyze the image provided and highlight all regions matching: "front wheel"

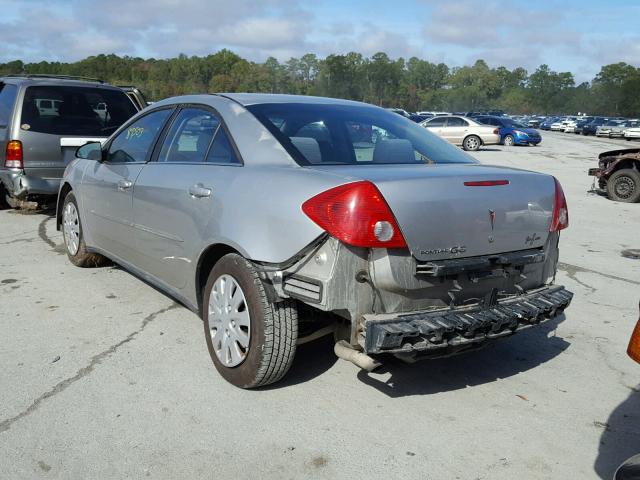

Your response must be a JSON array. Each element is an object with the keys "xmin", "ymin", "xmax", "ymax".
[
  {"xmin": 463, "ymin": 135, "xmax": 481, "ymax": 151},
  {"xmin": 607, "ymin": 169, "xmax": 640, "ymax": 203},
  {"xmin": 503, "ymin": 135, "xmax": 515, "ymax": 147},
  {"xmin": 61, "ymin": 193, "xmax": 108, "ymax": 267},
  {"xmin": 203, "ymin": 253, "xmax": 299, "ymax": 388}
]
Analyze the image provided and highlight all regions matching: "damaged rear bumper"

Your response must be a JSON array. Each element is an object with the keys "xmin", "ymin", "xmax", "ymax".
[{"xmin": 361, "ymin": 285, "xmax": 573, "ymax": 356}]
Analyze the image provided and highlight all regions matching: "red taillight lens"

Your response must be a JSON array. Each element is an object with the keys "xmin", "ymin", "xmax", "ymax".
[
  {"xmin": 5, "ymin": 140, "xmax": 23, "ymax": 169},
  {"xmin": 493, "ymin": 128, "xmax": 500, "ymax": 135},
  {"xmin": 550, "ymin": 177, "xmax": 569, "ymax": 232},
  {"xmin": 628, "ymin": 309, "xmax": 640, "ymax": 364},
  {"xmin": 302, "ymin": 181, "xmax": 407, "ymax": 248}
]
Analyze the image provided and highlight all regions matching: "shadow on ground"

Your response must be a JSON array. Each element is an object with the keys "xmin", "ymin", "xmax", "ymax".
[
  {"xmin": 595, "ymin": 387, "xmax": 640, "ymax": 479},
  {"xmin": 356, "ymin": 315, "xmax": 570, "ymax": 397}
]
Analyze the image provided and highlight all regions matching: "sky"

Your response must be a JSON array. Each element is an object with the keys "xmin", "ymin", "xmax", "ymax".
[{"xmin": 1, "ymin": 0, "xmax": 639, "ymax": 82}]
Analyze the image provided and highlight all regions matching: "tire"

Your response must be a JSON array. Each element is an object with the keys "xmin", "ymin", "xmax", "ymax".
[
  {"xmin": 463, "ymin": 135, "xmax": 481, "ymax": 151},
  {"xmin": 606, "ymin": 169, "xmax": 640, "ymax": 203},
  {"xmin": 503, "ymin": 135, "xmax": 515, "ymax": 147},
  {"xmin": 203, "ymin": 253, "xmax": 298, "ymax": 388},
  {"xmin": 61, "ymin": 192, "xmax": 109, "ymax": 267},
  {"xmin": 0, "ymin": 184, "xmax": 8, "ymax": 210}
]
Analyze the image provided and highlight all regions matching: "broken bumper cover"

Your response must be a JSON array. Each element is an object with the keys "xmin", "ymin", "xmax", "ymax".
[
  {"xmin": 362, "ymin": 285, "xmax": 573, "ymax": 355},
  {"xmin": 588, "ymin": 167, "xmax": 603, "ymax": 177}
]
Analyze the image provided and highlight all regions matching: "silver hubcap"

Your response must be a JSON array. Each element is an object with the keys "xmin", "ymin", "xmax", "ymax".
[
  {"xmin": 62, "ymin": 202, "xmax": 80, "ymax": 256},
  {"xmin": 208, "ymin": 274, "xmax": 251, "ymax": 367},
  {"xmin": 505, "ymin": 136, "xmax": 514, "ymax": 146},
  {"xmin": 466, "ymin": 137, "xmax": 479, "ymax": 150}
]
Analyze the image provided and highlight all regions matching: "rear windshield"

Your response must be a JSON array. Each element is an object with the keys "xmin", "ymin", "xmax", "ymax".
[
  {"xmin": 21, "ymin": 85, "xmax": 138, "ymax": 136},
  {"xmin": 247, "ymin": 103, "xmax": 477, "ymax": 166}
]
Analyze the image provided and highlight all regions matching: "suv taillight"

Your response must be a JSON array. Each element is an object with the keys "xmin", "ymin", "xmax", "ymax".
[
  {"xmin": 302, "ymin": 181, "xmax": 407, "ymax": 248},
  {"xmin": 550, "ymin": 177, "xmax": 569, "ymax": 232},
  {"xmin": 5, "ymin": 140, "xmax": 23, "ymax": 169}
]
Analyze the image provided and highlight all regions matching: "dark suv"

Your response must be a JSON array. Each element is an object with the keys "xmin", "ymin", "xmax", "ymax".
[{"xmin": 0, "ymin": 75, "xmax": 141, "ymax": 207}]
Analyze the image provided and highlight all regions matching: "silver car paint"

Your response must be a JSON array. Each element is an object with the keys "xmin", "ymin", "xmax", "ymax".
[{"xmin": 59, "ymin": 93, "xmax": 560, "ymax": 315}]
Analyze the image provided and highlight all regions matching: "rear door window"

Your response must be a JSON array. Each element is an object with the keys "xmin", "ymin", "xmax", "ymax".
[
  {"xmin": 107, "ymin": 109, "xmax": 173, "ymax": 164},
  {"xmin": 0, "ymin": 83, "xmax": 18, "ymax": 127},
  {"xmin": 157, "ymin": 108, "xmax": 220, "ymax": 163},
  {"xmin": 20, "ymin": 85, "xmax": 138, "ymax": 136},
  {"xmin": 446, "ymin": 117, "xmax": 468, "ymax": 127}
]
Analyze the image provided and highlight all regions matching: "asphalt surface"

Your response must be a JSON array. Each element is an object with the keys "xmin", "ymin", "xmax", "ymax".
[{"xmin": 1, "ymin": 131, "xmax": 639, "ymax": 480}]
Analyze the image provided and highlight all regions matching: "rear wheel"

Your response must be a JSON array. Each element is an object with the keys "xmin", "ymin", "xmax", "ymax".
[
  {"xmin": 606, "ymin": 169, "xmax": 640, "ymax": 203},
  {"xmin": 463, "ymin": 135, "xmax": 481, "ymax": 151},
  {"xmin": 203, "ymin": 253, "xmax": 298, "ymax": 388},
  {"xmin": 503, "ymin": 135, "xmax": 515, "ymax": 147},
  {"xmin": 62, "ymin": 192, "xmax": 109, "ymax": 267}
]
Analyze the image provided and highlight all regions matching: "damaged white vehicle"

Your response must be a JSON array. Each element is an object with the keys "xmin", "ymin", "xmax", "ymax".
[{"xmin": 57, "ymin": 94, "xmax": 573, "ymax": 388}]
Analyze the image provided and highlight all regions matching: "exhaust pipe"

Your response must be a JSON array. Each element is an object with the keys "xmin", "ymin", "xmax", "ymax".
[{"xmin": 334, "ymin": 340, "xmax": 382, "ymax": 372}]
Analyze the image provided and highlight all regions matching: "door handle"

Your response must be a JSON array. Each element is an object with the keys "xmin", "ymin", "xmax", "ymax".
[
  {"xmin": 117, "ymin": 180, "xmax": 133, "ymax": 191},
  {"xmin": 189, "ymin": 184, "xmax": 212, "ymax": 198}
]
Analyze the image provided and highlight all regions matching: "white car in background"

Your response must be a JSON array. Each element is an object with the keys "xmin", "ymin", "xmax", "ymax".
[
  {"xmin": 624, "ymin": 126, "xmax": 640, "ymax": 141},
  {"xmin": 417, "ymin": 111, "xmax": 450, "ymax": 117},
  {"xmin": 420, "ymin": 115, "xmax": 500, "ymax": 151},
  {"xmin": 564, "ymin": 120, "xmax": 578, "ymax": 133},
  {"xmin": 550, "ymin": 120, "xmax": 570, "ymax": 131}
]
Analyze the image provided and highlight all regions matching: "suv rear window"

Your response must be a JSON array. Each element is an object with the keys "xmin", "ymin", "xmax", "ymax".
[{"xmin": 21, "ymin": 86, "xmax": 138, "ymax": 136}]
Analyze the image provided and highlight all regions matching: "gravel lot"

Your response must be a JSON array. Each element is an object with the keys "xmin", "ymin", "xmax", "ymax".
[{"xmin": 1, "ymin": 131, "xmax": 639, "ymax": 480}]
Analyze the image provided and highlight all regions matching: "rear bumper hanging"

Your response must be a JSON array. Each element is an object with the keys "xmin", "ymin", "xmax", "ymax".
[{"xmin": 362, "ymin": 285, "xmax": 573, "ymax": 355}]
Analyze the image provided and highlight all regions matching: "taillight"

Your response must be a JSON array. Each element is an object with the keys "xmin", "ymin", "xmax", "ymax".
[
  {"xmin": 550, "ymin": 177, "xmax": 569, "ymax": 232},
  {"xmin": 493, "ymin": 128, "xmax": 500, "ymax": 135},
  {"xmin": 5, "ymin": 140, "xmax": 23, "ymax": 169},
  {"xmin": 302, "ymin": 181, "xmax": 407, "ymax": 248},
  {"xmin": 628, "ymin": 307, "xmax": 640, "ymax": 364}
]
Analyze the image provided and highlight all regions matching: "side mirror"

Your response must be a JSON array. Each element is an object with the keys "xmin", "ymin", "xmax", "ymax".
[{"xmin": 76, "ymin": 141, "xmax": 103, "ymax": 161}]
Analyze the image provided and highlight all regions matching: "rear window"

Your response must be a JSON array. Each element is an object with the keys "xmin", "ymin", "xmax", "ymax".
[
  {"xmin": 0, "ymin": 83, "xmax": 18, "ymax": 126},
  {"xmin": 247, "ymin": 103, "xmax": 476, "ymax": 166},
  {"xmin": 20, "ymin": 85, "xmax": 138, "ymax": 136}
]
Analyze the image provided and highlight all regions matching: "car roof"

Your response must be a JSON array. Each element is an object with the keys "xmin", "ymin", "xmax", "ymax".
[
  {"xmin": 0, "ymin": 74, "xmax": 120, "ymax": 90},
  {"xmin": 217, "ymin": 93, "xmax": 369, "ymax": 107}
]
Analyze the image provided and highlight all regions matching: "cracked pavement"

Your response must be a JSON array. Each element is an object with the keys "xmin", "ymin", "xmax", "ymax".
[{"xmin": 0, "ymin": 132, "xmax": 639, "ymax": 479}]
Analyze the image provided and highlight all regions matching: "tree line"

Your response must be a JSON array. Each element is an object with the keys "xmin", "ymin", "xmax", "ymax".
[{"xmin": 1, "ymin": 51, "xmax": 639, "ymax": 116}]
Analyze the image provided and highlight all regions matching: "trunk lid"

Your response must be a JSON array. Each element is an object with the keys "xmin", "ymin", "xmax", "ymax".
[{"xmin": 310, "ymin": 163, "xmax": 555, "ymax": 261}]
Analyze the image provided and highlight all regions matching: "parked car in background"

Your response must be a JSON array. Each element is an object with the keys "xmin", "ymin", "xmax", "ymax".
[
  {"xmin": 625, "ymin": 126, "xmax": 640, "ymax": 141},
  {"xmin": 610, "ymin": 120, "xmax": 639, "ymax": 138},
  {"xmin": 574, "ymin": 117, "xmax": 593, "ymax": 135},
  {"xmin": 550, "ymin": 119, "xmax": 569, "ymax": 131},
  {"xmin": 564, "ymin": 120, "xmax": 578, "ymax": 133},
  {"xmin": 474, "ymin": 115, "xmax": 542, "ymax": 146},
  {"xmin": 416, "ymin": 111, "xmax": 450, "ymax": 117},
  {"xmin": 540, "ymin": 117, "xmax": 560, "ymax": 131},
  {"xmin": 583, "ymin": 117, "xmax": 608, "ymax": 136},
  {"xmin": 588, "ymin": 148, "xmax": 640, "ymax": 203},
  {"xmin": 0, "ymin": 74, "xmax": 141, "ymax": 208},
  {"xmin": 56, "ymin": 93, "xmax": 573, "ymax": 388},
  {"xmin": 596, "ymin": 119, "xmax": 624, "ymax": 137},
  {"xmin": 386, "ymin": 108, "xmax": 410, "ymax": 118},
  {"xmin": 420, "ymin": 115, "xmax": 500, "ymax": 151},
  {"xmin": 409, "ymin": 114, "xmax": 431, "ymax": 123}
]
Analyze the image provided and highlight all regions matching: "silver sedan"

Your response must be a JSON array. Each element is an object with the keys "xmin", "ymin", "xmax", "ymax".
[
  {"xmin": 57, "ymin": 94, "xmax": 571, "ymax": 388},
  {"xmin": 420, "ymin": 115, "xmax": 500, "ymax": 151}
]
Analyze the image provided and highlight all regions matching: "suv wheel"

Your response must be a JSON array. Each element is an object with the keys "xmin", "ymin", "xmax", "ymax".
[
  {"xmin": 203, "ymin": 253, "xmax": 298, "ymax": 388},
  {"xmin": 62, "ymin": 192, "xmax": 109, "ymax": 266},
  {"xmin": 607, "ymin": 169, "xmax": 640, "ymax": 203}
]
